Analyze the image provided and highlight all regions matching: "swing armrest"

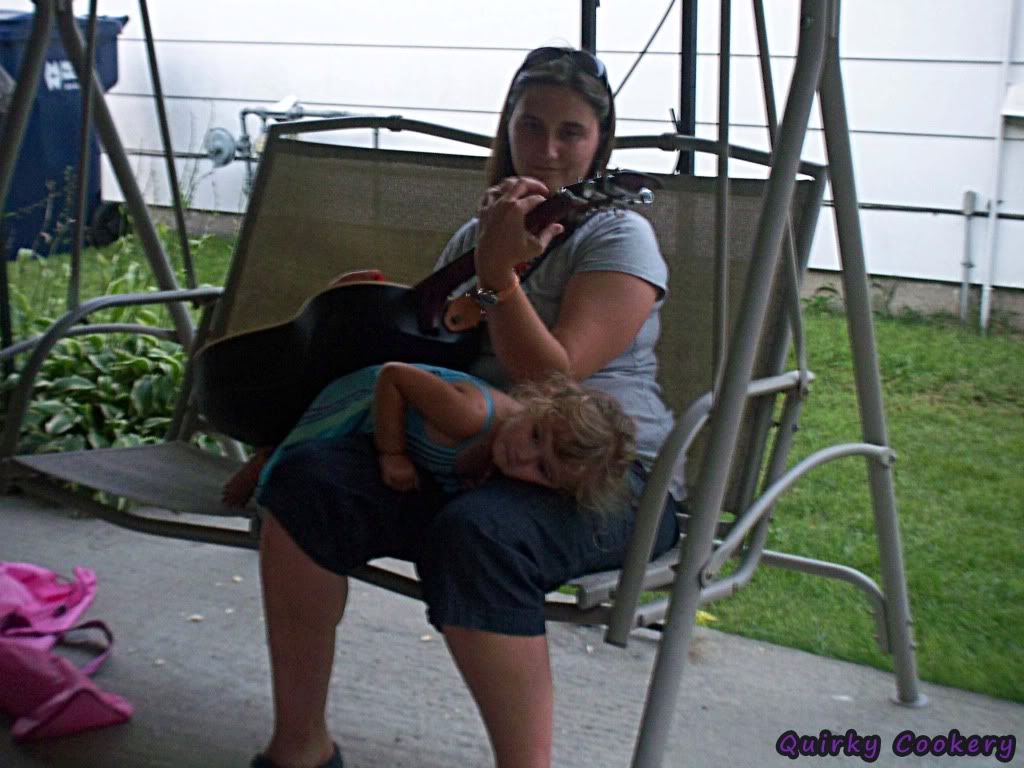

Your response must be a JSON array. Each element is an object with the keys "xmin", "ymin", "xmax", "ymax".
[{"xmin": 604, "ymin": 369, "xmax": 811, "ymax": 647}]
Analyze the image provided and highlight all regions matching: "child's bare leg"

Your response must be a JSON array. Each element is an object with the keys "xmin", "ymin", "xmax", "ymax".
[{"xmin": 223, "ymin": 446, "xmax": 274, "ymax": 506}]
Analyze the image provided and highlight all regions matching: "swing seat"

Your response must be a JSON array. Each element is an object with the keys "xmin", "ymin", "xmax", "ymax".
[{"xmin": 3, "ymin": 117, "xmax": 826, "ymax": 626}]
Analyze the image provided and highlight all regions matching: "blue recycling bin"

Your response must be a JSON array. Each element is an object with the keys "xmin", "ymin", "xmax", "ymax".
[{"xmin": 0, "ymin": 10, "xmax": 128, "ymax": 259}]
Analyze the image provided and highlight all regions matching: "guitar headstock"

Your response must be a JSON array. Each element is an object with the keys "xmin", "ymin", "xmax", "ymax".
[
  {"xmin": 559, "ymin": 169, "xmax": 661, "ymax": 207},
  {"xmin": 525, "ymin": 169, "xmax": 659, "ymax": 234}
]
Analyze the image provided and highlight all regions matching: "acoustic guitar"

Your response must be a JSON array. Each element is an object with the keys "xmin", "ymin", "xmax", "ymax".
[{"xmin": 193, "ymin": 171, "xmax": 657, "ymax": 446}]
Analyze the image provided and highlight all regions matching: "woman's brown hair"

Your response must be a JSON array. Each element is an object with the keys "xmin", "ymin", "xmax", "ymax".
[{"xmin": 484, "ymin": 47, "xmax": 616, "ymax": 187}]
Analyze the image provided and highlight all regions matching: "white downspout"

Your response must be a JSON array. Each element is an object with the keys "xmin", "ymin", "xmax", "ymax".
[{"xmin": 980, "ymin": 0, "xmax": 1019, "ymax": 333}]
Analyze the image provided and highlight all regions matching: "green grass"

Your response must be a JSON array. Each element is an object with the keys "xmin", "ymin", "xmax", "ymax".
[
  {"xmin": 707, "ymin": 307, "xmax": 1024, "ymax": 704},
  {"xmin": 3, "ymin": 235, "xmax": 1022, "ymax": 703},
  {"xmin": 3, "ymin": 226, "xmax": 235, "ymax": 328}
]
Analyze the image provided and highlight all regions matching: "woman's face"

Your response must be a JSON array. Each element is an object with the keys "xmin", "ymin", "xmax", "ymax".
[{"xmin": 507, "ymin": 84, "xmax": 602, "ymax": 194}]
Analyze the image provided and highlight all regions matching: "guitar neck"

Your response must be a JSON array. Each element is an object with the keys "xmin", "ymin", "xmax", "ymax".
[{"xmin": 411, "ymin": 190, "xmax": 578, "ymax": 333}]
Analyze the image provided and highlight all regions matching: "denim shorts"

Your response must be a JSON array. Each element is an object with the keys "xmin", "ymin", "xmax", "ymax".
[{"xmin": 256, "ymin": 434, "xmax": 682, "ymax": 636}]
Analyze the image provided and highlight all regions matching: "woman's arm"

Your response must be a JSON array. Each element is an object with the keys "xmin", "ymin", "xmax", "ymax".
[
  {"xmin": 484, "ymin": 270, "xmax": 657, "ymax": 382},
  {"xmin": 473, "ymin": 180, "xmax": 659, "ymax": 382}
]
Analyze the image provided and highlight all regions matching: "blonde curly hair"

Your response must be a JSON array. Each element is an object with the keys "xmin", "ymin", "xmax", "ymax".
[{"xmin": 509, "ymin": 373, "xmax": 637, "ymax": 517}]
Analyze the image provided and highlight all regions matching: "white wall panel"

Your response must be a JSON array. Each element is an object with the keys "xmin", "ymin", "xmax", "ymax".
[
  {"xmin": 836, "ymin": 59, "xmax": 1006, "ymax": 137},
  {"xmin": 105, "ymin": 94, "xmax": 235, "ymax": 153},
  {"xmin": 3, "ymin": 1, "xmax": 580, "ymax": 49},
  {"xmin": 616, "ymin": 0, "xmax": 1016, "ymax": 60},
  {"xmin": 810, "ymin": 208, "xmax": 1023, "ymax": 289},
  {"xmin": 108, "ymin": 43, "xmax": 1016, "ymax": 146},
  {"xmin": 5, "ymin": 0, "xmax": 1021, "ymax": 288},
  {"xmin": 112, "ymin": 41, "xmax": 522, "ymax": 115},
  {"xmin": 105, "ymin": 94, "xmax": 501, "ymax": 155},
  {"xmin": 691, "ymin": 56, "xmax": 1009, "ymax": 138},
  {"xmin": 686, "ymin": 121, "xmax": 1018, "ymax": 215},
  {"xmin": 100, "ymin": 153, "xmax": 251, "ymax": 215},
  {"xmin": 970, "ymin": 215, "xmax": 1024, "ymax": 289},
  {"xmin": 837, "ymin": 0, "xmax": 1018, "ymax": 62},
  {"xmin": 810, "ymin": 132, "xmax": 1010, "ymax": 211}
]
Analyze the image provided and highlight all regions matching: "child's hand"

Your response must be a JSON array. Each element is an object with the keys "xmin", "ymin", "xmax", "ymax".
[{"xmin": 378, "ymin": 453, "xmax": 420, "ymax": 492}]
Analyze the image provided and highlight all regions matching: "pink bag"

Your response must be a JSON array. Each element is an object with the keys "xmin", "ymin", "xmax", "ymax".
[
  {"xmin": 0, "ymin": 563, "xmax": 133, "ymax": 741},
  {"xmin": 0, "ymin": 562, "xmax": 97, "ymax": 650}
]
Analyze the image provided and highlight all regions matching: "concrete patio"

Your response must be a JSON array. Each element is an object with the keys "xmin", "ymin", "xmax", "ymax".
[{"xmin": 1, "ymin": 492, "xmax": 1020, "ymax": 767}]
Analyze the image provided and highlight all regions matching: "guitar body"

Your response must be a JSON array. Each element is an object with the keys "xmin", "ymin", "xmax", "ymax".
[
  {"xmin": 193, "ymin": 170, "xmax": 658, "ymax": 447},
  {"xmin": 194, "ymin": 282, "xmax": 480, "ymax": 446}
]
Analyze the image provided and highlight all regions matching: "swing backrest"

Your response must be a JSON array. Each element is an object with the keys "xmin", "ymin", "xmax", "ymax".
[{"xmin": 209, "ymin": 123, "xmax": 821, "ymax": 504}]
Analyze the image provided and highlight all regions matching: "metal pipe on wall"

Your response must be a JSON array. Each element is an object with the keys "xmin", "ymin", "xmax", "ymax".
[
  {"xmin": 960, "ymin": 190, "xmax": 978, "ymax": 325},
  {"xmin": 979, "ymin": 0, "xmax": 1019, "ymax": 333}
]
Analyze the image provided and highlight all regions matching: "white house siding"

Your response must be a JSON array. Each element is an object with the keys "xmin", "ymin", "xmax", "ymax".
[{"xmin": 5, "ymin": 0, "xmax": 1022, "ymax": 288}]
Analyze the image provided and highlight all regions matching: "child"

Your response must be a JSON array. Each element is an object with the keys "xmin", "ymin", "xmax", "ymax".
[{"xmin": 223, "ymin": 362, "xmax": 637, "ymax": 517}]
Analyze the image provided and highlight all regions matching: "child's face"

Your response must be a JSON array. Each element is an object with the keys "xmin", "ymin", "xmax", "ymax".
[{"xmin": 491, "ymin": 413, "xmax": 575, "ymax": 490}]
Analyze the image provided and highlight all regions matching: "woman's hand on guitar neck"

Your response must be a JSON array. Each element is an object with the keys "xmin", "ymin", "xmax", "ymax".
[{"xmin": 475, "ymin": 177, "xmax": 564, "ymax": 290}]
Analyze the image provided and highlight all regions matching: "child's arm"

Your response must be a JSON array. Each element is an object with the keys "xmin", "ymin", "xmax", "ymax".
[{"xmin": 373, "ymin": 363, "xmax": 490, "ymax": 491}]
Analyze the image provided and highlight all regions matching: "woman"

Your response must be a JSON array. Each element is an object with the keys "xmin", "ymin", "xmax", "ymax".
[{"xmin": 253, "ymin": 46, "xmax": 684, "ymax": 768}]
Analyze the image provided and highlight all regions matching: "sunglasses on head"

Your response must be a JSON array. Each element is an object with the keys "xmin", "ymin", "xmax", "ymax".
[{"xmin": 520, "ymin": 46, "xmax": 608, "ymax": 85}]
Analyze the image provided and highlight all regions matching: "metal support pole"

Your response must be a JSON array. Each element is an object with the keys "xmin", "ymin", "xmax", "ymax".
[
  {"xmin": 752, "ymin": 0, "xmax": 780, "ymax": 144},
  {"xmin": 68, "ymin": 0, "xmax": 99, "ymax": 311},
  {"xmin": 0, "ymin": 1, "xmax": 53, "ymax": 219},
  {"xmin": 817, "ymin": 0, "xmax": 924, "ymax": 707},
  {"xmin": 53, "ymin": 2, "xmax": 194, "ymax": 349},
  {"xmin": 139, "ymin": 0, "xmax": 196, "ymax": 290},
  {"xmin": 712, "ymin": 0, "xmax": 732, "ymax": 389},
  {"xmin": 674, "ymin": 0, "xmax": 698, "ymax": 174},
  {"xmin": 0, "ymin": 3, "xmax": 53, "ymax": 385},
  {"xmin": 581, "ymin": 0, "xmax": 599, "ymax": 53},
  {"xmin": 728, "ymin": 0, "xmax": 820, "ymax": 515},
  {"xmin": 752, "ymin": 0, "xmax": 809, "ymax": 377},
  {"xmin": 979, "ymin": 0, "xmax": 1017, "ymax": 333},
  {"xmin": 630, "ymin": 3, "xmax": 830, "ymax": 765}
]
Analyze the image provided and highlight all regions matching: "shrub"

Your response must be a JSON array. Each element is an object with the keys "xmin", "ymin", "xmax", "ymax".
[
  {"xmin": 2, "ymin": 332, "xmax": 184, "ymax": 453},
  {"xmin": 0, "ymin": 237, "xmax": 206, "ymax": 454}
]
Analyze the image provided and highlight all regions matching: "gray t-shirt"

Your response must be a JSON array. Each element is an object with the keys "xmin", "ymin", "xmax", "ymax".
[{"xmin": 434, "ymin": 208, "xmax": 685, "ymax": 500}]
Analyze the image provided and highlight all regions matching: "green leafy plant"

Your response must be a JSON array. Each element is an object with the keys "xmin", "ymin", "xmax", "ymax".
[
  {"xmin": 2, "ymin": 332, "xmax": 184, "ymax": 453},
  {"xmin": 1, "ymin": 229, "xmax": 234, "ymax": 455}
]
